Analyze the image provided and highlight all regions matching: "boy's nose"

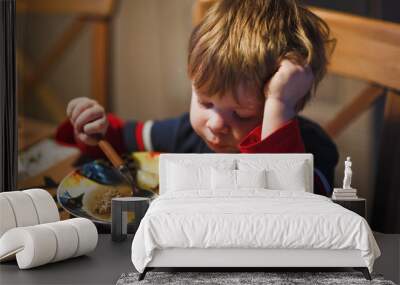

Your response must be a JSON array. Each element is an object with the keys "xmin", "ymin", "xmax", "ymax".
[{"xmin": 206, "ymin": 112, "xmax": 229, "ymax": 135}]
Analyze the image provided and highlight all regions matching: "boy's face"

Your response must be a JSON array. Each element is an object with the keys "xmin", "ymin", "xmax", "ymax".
[{"xmin": 190, "ymin": 84, "xmax": 264, "ymax": 153}]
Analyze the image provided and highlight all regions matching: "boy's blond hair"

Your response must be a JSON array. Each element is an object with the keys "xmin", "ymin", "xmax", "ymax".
[{"xmin": 188, "ymin": 0, "xmax": 335, "ymax": 110}]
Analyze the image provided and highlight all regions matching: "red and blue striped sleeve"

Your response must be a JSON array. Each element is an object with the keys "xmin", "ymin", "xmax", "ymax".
[
  {"xmin": 55, "ymin": 113, "xmax": 204, "ymax": 157},
  {"xmin": 55, "ymin": 113, "xmax": 126, "ymax": 159}
]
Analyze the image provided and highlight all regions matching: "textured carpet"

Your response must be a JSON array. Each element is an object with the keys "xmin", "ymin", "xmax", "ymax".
[{"xmin": 116, "ymin": 271, "xmax": 396, "ymax": 285}]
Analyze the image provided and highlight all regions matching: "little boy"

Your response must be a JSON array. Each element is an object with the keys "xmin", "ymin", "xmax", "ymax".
[{"xmin": 56, "ymin": 0, "xmax": 338, "ymax": 195}]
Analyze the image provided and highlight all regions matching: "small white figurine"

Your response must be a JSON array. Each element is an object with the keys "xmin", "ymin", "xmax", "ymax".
[{"xmin": 342, "ymin": 156, "xmax": 353, "ymax": 189}]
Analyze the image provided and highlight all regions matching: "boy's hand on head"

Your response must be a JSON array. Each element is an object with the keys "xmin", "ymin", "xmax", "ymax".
[
  {"xmin": 66, "ymin": 97, "xmax": 108, "ymax": 146},
  {"xmin": 261, "ymin": 60, "xmax": 314, "ymax": 140},
  {"xmin": 264, "ymin": 59, "xmax": 314, "ymax": 110}
]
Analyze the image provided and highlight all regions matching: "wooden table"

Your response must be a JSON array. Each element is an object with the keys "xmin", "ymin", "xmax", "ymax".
[{"xmin": 17, "ymin": 116, "xmax": 80, "ymax": 220}]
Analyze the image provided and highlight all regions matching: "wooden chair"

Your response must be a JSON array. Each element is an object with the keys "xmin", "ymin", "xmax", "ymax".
[
  {"xmin": 193, "ymin": 0, "xmax": 400, "ymax": 232},
  {"xmin": 17, "ymin": 0, "xmax": 117, "ymax": 121}
]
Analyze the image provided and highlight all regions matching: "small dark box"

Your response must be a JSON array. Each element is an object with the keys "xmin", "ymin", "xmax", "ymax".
[{"xmin": 111, "ymin": 197, "xmax": 150, "ymax": 242}]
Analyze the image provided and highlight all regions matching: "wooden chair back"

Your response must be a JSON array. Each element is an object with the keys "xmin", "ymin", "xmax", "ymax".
[
  {"xmin": 309, "ymin": 7, "xmax": 400, "ymax": 137},
  {"xmin": 16, "ymin": 0, "xmax": 116, "ymax": 120}
]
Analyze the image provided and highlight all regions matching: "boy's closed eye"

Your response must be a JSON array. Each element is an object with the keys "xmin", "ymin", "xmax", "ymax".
[
  {"xmin": 199, "ymin": 101, "xmax": 213, "ymax": 109},
  {"xmin": 198, "ymin": 94, "xmax": 260, "ymax": 120},
  {"xmin": 232, "ymin": 111, "xmax": 256, "ymax": 121}
]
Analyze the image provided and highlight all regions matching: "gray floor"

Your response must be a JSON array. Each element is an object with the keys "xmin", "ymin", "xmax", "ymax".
[
  {"xmin": 373, "ymin": 232, "xmax": 400, "ymax": 284},
  {"xmin": 0, "ymin": 235, "xmax": 135, "ymax": 285},
  {"xmin": 0, "ymin": 233, "xmax": 399, "ymax": 285}
]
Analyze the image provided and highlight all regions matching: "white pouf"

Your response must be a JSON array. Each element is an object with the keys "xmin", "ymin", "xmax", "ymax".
[
  {"xmin": 0, "ymin": 218, "xmax": 98, "ymax": 269},
  {"xmin": 42, "ymin": 221, "xmax": 79, "ymax": 262},
  {"xmin": 0, "ymin": 191, "xmax": 39, "ymax": 227},
  {"xmin": 23, "ymin": 189, "xmax": 60, "ymax": 224},
  {"xmin": 64, "ymin": 218, "xmax": 98, "ymax": 257},
  {"xmin": 0, "ymin": 196, "xmax": 17, "ymax": 237},
  {"xmin": 0, "ymin": 225, "xmax": 57, "ymax": 269}
]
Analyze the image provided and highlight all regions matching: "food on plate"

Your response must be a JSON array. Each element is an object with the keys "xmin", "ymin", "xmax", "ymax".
[{"xmin": 83, "ymin": 184, "xmax": 132, "ymax": 221}]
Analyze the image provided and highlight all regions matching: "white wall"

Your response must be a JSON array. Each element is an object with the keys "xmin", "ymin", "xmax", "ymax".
[{"xmin": 113, "ymin": 0, "xmax": 195, "ymax": 121}]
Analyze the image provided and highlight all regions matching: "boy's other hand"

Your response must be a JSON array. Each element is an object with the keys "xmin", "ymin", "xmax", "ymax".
[
  {"xmin": 66, "ymin": 97, "xmax": 108, "ymax": 146},
  {"xmin": 264, "ymin": 59, "xmax": 314, "ymax": 110}
]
